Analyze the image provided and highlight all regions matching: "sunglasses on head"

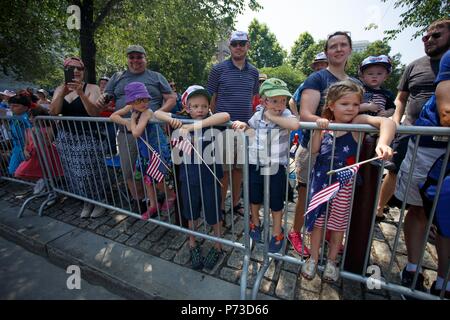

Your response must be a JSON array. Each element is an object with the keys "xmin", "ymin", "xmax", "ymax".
[
  {"xmin": 128, "ymin": 54, "xmax": 145, "ymax": 60},
  {"xmin": 67, "ymin": 65, "xmax": 84, "ymax": 71},
  {"xmin": 422, "ymin": 31, "xmax": 442, "ymax": 42},
  {"xmin": 230, "ymin": 40, "xmax": 247, "ymax": 48}
]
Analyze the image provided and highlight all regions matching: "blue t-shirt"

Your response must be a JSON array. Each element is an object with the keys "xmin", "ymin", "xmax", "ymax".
[
  {"xmin": 172, "ymin": 114, "xmax": 224, "ymax": 186},
  {"xmin": 300, "ymin": 69, "xmax": 361, "ymax": 147},
  {"xmin": 207, "ymin": 59, "xmax": 259, "ymax": 123},
  {"xmin": 414, "ymin": 50, "xmax": 450, "ymax": 148},
  {"xmin": 137, "ymin": 119, "xmax": 171, "ymax": 162}
]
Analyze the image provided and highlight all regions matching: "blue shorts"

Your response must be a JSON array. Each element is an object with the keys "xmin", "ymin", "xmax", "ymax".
[
  {"xmin": 249, "ymin": 164, "xmax": 286, "ymax": 211},
  {"xmin": 180, "ymin": 181, "xmax": 222, "ymax": 225}
]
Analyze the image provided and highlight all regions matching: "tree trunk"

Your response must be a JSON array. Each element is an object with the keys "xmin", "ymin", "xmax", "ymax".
[{"xmin": 80, "ymin": 0, "xmax": 96, "ymax": 84}]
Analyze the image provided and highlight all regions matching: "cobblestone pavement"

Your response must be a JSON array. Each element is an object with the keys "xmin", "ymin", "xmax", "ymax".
[{"xmin": 0, "ymin": 181, "xmax": 439, "ymax": 300}]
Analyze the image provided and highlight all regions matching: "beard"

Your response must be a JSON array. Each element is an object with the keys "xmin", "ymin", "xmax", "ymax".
[{"xmin": 426, "ymin": 40, "xmax": 450, "ymax": 58}]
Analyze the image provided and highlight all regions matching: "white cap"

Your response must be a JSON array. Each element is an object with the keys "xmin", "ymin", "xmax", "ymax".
[{"xmin": 229, "ymin": 31, "xmax": 249, "ymax": 43}]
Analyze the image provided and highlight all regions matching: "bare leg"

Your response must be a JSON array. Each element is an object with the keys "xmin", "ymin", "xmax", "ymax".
[
  {"xmin": 309, "ymin": 227, "xmax": 324, "ymax": 262},
  {"xmin": 212, "ymin": 222, "xmax": 223, "ymax": 250},
  {"xmin": 292, "ymin": 185, "xmax": 307, "ymax": 232},
  {"xmin": 187, "ymin": 220, "xmax": 196, "ymax": 248},
  {"xmin": 272, "ymin": 210, "xmax": 283, "ymax": 236},
  {"xmin": 127, "ymin": 178, "xmax": 144, "ymax": 200},
  {"xmin": 404, "ymin": 205, "xmax": 427, "ymax": 266},
  {"xmin": 231, "ymin": 168, "xmax": 243, "ymax": 207},
  {"xmin": 377, "ymin": 171, "xmax": 397, "ymax": 216},
  {"xmin": 250, "ymin": 203, "xmax": 261, "ymax": 226},
  {"xmin": 220, "ymin": 174, "xmax": 229, "ymax": 211},
  {"xmin": 328, "ymin": 230, "xmax": 345, "ymax": 262}
]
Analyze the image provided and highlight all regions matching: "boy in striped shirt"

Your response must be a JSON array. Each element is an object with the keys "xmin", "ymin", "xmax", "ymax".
[{"xmin": 359, "ymin": 55, "xmax": 396, "ymax": 117}]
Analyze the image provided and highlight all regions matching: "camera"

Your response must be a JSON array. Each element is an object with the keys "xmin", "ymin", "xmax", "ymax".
[{"xmin": 103, "ymin": 93, "xmax": 114, "ymax": 104}]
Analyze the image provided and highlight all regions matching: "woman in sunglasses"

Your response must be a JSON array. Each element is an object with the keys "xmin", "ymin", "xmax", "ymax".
[{"xmin": 50, "ymin": 57, "xmax": 108, "ymax": 219}]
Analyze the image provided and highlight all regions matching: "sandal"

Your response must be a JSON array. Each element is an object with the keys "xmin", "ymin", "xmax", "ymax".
[{"xmin": 228, "ymin": 202, "xmax": 245, "ymax": 217}]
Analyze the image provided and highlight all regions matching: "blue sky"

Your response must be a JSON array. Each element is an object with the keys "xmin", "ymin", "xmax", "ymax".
[{"xmin": 235, "ymin": 0, "xmax": 426, "ymax": 65}]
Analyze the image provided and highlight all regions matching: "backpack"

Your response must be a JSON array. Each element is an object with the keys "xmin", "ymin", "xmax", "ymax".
[{"xmin": 419, "ymin": 153, "xmax": 450, "ymax": 237}]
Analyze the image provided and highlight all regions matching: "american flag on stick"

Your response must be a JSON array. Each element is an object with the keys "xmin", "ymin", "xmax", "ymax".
[
  {"xmin": 146, "ymin": 151, "xmax": 167, "ymax": 182},
  {"xmin": 171, "ymin": 136, "xmax": 192, "ymax": 155},
  {"xmin": 304, "ymin": 164, "xmax": 360, "ymax": 231}
]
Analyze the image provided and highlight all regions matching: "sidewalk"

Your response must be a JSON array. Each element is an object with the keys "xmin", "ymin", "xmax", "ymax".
[{"xmin": 0, "ymin": 181, "xmax": 440, "ymax": 300}]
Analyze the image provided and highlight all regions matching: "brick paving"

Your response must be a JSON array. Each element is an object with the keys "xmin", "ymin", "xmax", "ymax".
[{"xmin": 1, "ymin": 180, "xmax": 440, "ymax": 300}]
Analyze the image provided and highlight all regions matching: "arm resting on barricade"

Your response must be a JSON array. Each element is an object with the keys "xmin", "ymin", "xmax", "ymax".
[{"xmin": 110, "ymin": 105, "xmax": 132, "ymax": 131}]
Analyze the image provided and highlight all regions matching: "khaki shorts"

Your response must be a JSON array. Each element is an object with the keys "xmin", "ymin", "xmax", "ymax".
[
  {"xmin": 395, "ymin": 140, "xmax": 445, "ymax": 206},
  {"xmin": 117, "ymin": 131, "xmax": 138, "ymax": 180},
  {"xmin": 295, "ymin": 143, "xmax": 317, "ymax": 186},
  {"xmin": 221, "ymin": 131, "xmax": 244, "ymax": 171}
]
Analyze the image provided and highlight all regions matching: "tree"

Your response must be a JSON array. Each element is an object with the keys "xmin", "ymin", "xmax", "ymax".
[
  {"xmin": 0, "ymin": 0, "xmax": 261, "ymax": 87},
  {"xmin": 248, "ymin": 19, "xmax": 286, "ymax": 68},
  {"xmin": 295, "ymin": 40, "xmax": 326, "ymax": 76},
  {"xmin": 289, "ymin": 32, "xmax": 314, "ymax": 68},
  {"xmin": 260, "ymin": 64, "xmax": 305, "ymax": 94},
  {"xmin": 381, "ymin": 0, "xmax": 450, "ymax": 40}
]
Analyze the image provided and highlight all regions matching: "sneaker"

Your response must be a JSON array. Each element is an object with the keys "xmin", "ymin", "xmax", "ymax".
[
  {"xmin": 33, "ymin": 178, "xmax": 45, "ymax": 195},
  {"xmin": 203, "ymin": 247, "xmax": 223, "ymax": 270},
  {"xmin": 323, "ymin": 260, "xmax": 340, "ymax": 282},
  {"xmin": 399, "ymin": 267, "xmax": 426, "ymax": 300},
  {"xmin": 91, "ymin": 205, "xmax": 106, "ymax": 218},
  {"xmin": 249, "ymin": 222, "xmax": 262, "ymax": 242},
  {"xmin": 141, "ymin": 206, "xmax": 157, "ymax": 220},
  {"xmin": 301, "ymin": 257, "xmax": 317, "ymax": 280},
  {"xmin": 190, "ymin": 245, "xmax": 204, "ymax": 270},
  {"xmin": 80, "ymin": 202, "xmax": 94, "ymax": 218},
  {"xmin": 160, "ymin": 196, "xmax": 176, "ymax": 212},
  {"xmin": 430, "ymin": 281, "xmax": 450, "ymax": 299},
  {"xmin": 288, "ymin": 231, "xmax": 310, "ymax": 257},
  {"xmin": 268, "ymin": 229, "xmax": 285, "ymax": 253}
]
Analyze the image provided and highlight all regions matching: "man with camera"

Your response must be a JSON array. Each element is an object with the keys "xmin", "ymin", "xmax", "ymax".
[{"xmin": 96, "ymin": 45, "xmax": 176, "ymax": 212}]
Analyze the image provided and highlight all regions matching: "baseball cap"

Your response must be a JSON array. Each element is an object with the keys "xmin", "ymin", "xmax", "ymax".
[
  {"xmin": 360, "ymin": 55, "xmax": 392, "ymax": 73},
  {"xmin": 0, "ymin": 89, "xmax": 16, "ymax": 97},
  {"xmin": 126, "ymin": 45, "xmax": 146, "ymax": 55},
  {"xmin": 37, "ymin": 89, "xmax": 48, "ymax": 96},
  {"xmin": 181, "ymin": 85, "xmax": 211, "ymax": 108},
  {"xmin": 229, "ymin": 31, "xmax": 249, "ymax": 43},
  {"xmin": 259, "ymin": 78, "xmax": 292, "ymax": 98},
  {"xmin": 313, "ymin": 52, "xmax": 328, "ymax": 63},
  {"xmin": 125, "ymin": 82, "xmax": 151, "ymax": 104},
  {"xmin": 259, "ymin": 73, "xmax": 268, "ymax": 81}
]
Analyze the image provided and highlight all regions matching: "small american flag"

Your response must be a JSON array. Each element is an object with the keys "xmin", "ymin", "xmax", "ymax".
[
  {"xmin": 146, "ymin": 151, "xmax": 167, "ymax": 183},
  {"xmin": 305, "ymin": 164, "xmax": 360, "ymax": 231},
  {"xmin": 171, "ymin": 136, "xmax": 192, "ymax": 155}
]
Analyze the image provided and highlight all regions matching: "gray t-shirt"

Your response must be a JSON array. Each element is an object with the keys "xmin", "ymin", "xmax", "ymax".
[
  {"xmin": 398, "ymin": 55, "xmax": 440, "ymax": 126},
  {"xmin": 105, "ymin": 69, "xmax": 172, "ymax": 111}
]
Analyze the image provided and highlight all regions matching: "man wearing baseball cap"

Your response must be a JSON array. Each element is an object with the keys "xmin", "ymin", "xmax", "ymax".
[
  {"xmin": 310, "ymin": 52, "xmax": 328, "ymax": 72},
  {"xmin": 207, "ymin": 30, "xmax": 259, "ymax": 222},
  {"xmin": 96, "ymin": 44, "xmax": 176, "ymax": 214}
]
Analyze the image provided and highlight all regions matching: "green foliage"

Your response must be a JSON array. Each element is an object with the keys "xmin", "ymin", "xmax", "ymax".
[
  {"xmin": 0, "ymin": 0, "xmax": 260, "ymax": 90},
  {"xmin": 248, "ymin": 19, "xmax": 286, "ymax": 68},
  {"xmin": 295, "ymin": 40, "xmax": 326, "ymax": 76},
  {"xmin": 289, "ymin": 32, "xmax": 314, "ymax": 68},
  {"xmin": 260, "ymin": 64, "xmax": 306, "ymax": 94},
  {"xmin": 346, "ymin": 40, "xmax": 405, "ymax": 94},
  {"xmin": 381, "ymin": 0, "xmax": 450, "ymax": 40}
]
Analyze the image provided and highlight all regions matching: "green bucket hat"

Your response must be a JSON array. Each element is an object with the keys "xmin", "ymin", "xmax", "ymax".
[{"xmin": 259, "ymin": 78, "xmax": 292, "ymax": 98}]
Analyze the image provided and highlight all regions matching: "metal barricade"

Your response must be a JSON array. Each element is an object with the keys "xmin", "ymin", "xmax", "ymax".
[
  {"xmin": 0, "ymin": 116, "xmax": 56, "ymax": 217},
  {"xmin": 32, "ymin": 115, "xmax": 253, "ymax": 300},
  {"xmin": 248, "ymin": 121, "xmax": 450, "ymax": 300}
]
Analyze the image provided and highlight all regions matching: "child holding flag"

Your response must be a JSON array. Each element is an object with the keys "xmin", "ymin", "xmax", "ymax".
[
  {"xmin": 301, "ymin": 80, "xmax": 395, "ymax": 282},
  {"xmin": 110, "ymin": 82, "xmax": 175, "ymax": 220},
  {"xmin": 155, "ymin": 85, "xmax": 230, "ymax": 270}
]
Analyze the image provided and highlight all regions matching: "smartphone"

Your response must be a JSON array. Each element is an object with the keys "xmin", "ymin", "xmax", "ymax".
[{"xmin": 64, "ymin": 66, "xmax": 75, "ymax": 84}]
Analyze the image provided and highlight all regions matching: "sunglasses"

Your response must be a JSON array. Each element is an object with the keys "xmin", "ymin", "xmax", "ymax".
[
  {"xmin": 230, "ymin": 41, "xmax": 247, "ymax": 48},
  {"xmin": 128, "ymin": 55, "xmax": 145, "ymax": 60},
  {"xmin": 67, "ymin": 66, "xmax": 84, "ymax": 71},
  {"xmin": 422, "ymin": 32, "xmax": 442, "ymax": 42}
]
